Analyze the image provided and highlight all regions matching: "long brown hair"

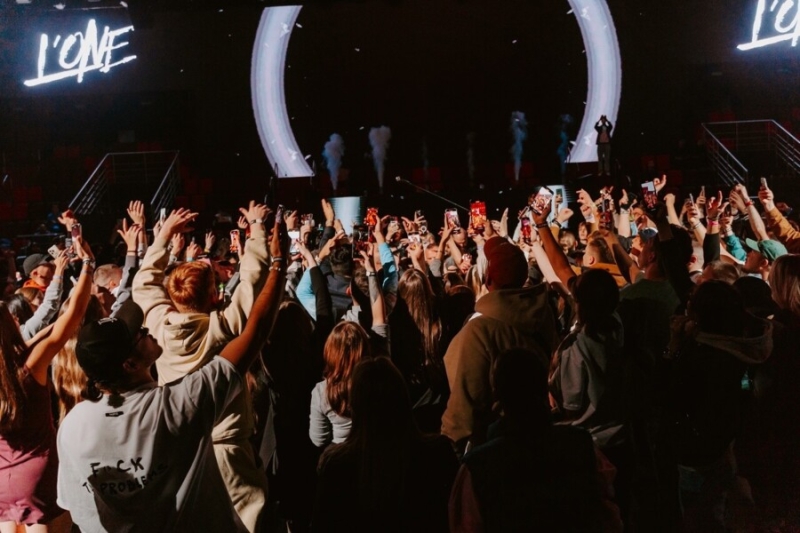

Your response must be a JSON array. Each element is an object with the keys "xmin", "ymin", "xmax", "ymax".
[
  {"xmin": 320, "ymin": 357, "xmax": 419, "ymax": 522},
  {"xmin": 397, "ymin": 269, "xmax": 442, "ymax": 368},
  {"xmin": 323, "ymin": 321, "xmax": 371, "ymax": 416},
  {"xmin": 0, "ymin": 302, "xmax": 30, "ymax": 432},
  {"xmin": 52, "ymin": 295, "xmax": 104, "ymax": 424}
]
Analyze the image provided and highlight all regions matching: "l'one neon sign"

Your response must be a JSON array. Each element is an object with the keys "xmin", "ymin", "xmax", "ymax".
[
  {"xmin": 23, "ymin": 19, "xmax": 136, "ymax": 87},
  {"xmin": 739, "ymin": 0, "xmax": 800, "ymax": 50}
]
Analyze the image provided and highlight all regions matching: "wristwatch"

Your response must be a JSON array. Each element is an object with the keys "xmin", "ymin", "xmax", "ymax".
[{"xmin": 251, "ymin": 218, "xmax": 265, "ymax": 225}]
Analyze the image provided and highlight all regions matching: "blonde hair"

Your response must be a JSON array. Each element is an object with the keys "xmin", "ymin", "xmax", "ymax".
[
  {"xmin": 771, "ymin": 254, "xmax": 800, "ymax": 317},
  {"xmin": 51, "ymin": 295, "xmax": 104, "ymax": 424}
]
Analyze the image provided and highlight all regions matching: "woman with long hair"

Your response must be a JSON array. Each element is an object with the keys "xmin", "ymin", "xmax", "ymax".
[
  {"xmin": 389, "ymin": 268, "xmax": 448, "ymax": 433},
  {"xmin": 50, "ymin": 295, "xmax": 105, "ymax": 424},
  {"xmin": 308, "ymin": 321, "xmax": 371, "ymax": 447},
  {"xmin": 313, "ymin": 357, "xmax": 458, "ymax": 532},
  {"xmin": 0, "ymin": 240, "xmax": 93, "ymax": 533}
]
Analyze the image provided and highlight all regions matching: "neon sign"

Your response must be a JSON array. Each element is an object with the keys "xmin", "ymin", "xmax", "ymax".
[
  {"xmin": 23, "ymin": 19, "xmax": 136, "ymax": 87},
  {"xmin": 739, "ymin": 0, "xmax": 800, "ymax": 50}
]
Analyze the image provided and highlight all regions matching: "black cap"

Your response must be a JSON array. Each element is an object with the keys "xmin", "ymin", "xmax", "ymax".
[
  {"xmin": 23, "ymin": 253, "xmax": 51, "ymax": 277},
  {"xmin": 76, "ymin": 300, "xmax": 145, "ymax": 384}
]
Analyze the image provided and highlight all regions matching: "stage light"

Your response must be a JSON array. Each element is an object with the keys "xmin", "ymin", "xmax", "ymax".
[{"xmin": 251, "ymin": 1, "xmax": 622, "ymax": 173}]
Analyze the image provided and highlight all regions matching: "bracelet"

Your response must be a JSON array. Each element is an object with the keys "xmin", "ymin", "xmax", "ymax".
[
  {"xmin": 744, "ymin": 201, "xmax": 753, "ymax": 208},
  {"xmin": 187, "ymin": 258, "xmax": 195, "ymax": 262},
  {"xmin": 269, "ymin": 265, "xmax": 284, "ymax": 272},
  {"xmin": 366, "ymin": 271, "xmax": 377, "ymax": 277},
  {"xmin": 52, "ymin": 275, "xmax": 62, "ymax": 280},
  {"xmin": 535, "ymin": 223, "xmax": 549, "ymax": 229},
  {"xmin": 690, "ymin": 222, "xmax": 701, "ymax": 230},
  {"xmin": 708, "ymin": 220, "xmax": 719, "ymax": 226},
  {"xmin": 251, "ymin": 218, "xmax": 264, "ymax": 225},
  {"xmin": 271, "ymin": 257, "xmax": 284, "ymax": 263}
]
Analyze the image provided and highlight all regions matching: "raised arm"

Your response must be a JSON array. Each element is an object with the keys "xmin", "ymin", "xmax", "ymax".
[
  {"xmin": 133, "ymin": 208, "xmax": 197, "ymax": 328},
  {"xmin": 111, "ymin": 221, "xmax": 143, "ymax": 317},
  {"xmin": 220, "ymin": 216, "xmax": 288, "ymax": 373},
  {"xmin": 21, "ymin": 252, "xmax": 67, "ymax": 341},
  {"xmin": 730, "ymin": 184, "xmax": 769, "ymax": 241},
  {"xmin": 26, "ymin": 242, "xmax": 93, "ymax": 385},
  {"xmin": 214, "ymin": 201, "xmax": 271, "ymax": 339},
  {"xmin": 760, "ymin": 185, "xmax": 800, "ymax": 251},
  {"xmin": 532, "ymin": 204, "xmax": 576, "ymax": 287}
]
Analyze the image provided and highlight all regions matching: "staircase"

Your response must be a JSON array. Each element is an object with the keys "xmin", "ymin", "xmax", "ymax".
[
  {"xmin": 702, "ymin": 120, "xmax": 800, "ymax": 198},
  {"xmin": 69, "ymin": 151, "xmax": 180, "ymax": 218}
]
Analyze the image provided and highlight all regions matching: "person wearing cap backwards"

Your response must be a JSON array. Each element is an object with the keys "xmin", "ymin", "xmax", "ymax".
[
  {"xmin": 56, "ymin": 217, "xmax": 287, "ymax": 533},
  {"xmin": 742, "ymin": 237, "xmax": 788, "ymax": 284},
  {"xmin": 0, "ymin": 239, "xmax": 94, "ymax": 533},
  {"xmin": 22, "ymin": 254, "xmax": 55, "ymax": 292},
  {"xmin": 441, "ymin": 234, "xmax": 557, "ymax": 454}
]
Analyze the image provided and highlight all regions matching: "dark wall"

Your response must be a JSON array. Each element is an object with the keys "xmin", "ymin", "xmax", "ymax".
[{"xmin": 1, "ymin": 0, "xmax": 798, "ymax": 190}]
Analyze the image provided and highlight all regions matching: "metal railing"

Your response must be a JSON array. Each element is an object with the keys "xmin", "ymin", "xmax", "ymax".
[
  {"xmin": 702, "ymin": 120, "xmax": 800, "ymax": 189},
  {"xmin": 69, "ymin": 151, "xmax": 180, "ymax": 216},
  {"xmin": 701, "ymin": 123, "xmax": 749, "ymax": 187}
]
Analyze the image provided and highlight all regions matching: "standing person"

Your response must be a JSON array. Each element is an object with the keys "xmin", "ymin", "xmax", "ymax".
[
  {"xmin": 595, "ymin": 115, "xmax": 613, "ymax": 176},
  {"xmin": 0, "ymin": 239, "xmax": 94, "ymax": 533},
  {"xmin": 56, "ymin": 217, "xmax": 287, "ymax": 533},
  {"xmin": 132, "ymin": 204, "xmax": 271, "ymax": 532},
  {"xmin": 441, "ymin": 237, "xmax": 557, "ymax": 453},
  {"xmin": 309, "ymin": 321, "xmax": 372, "ymax": 448},
  {"xmin": 313, "ymin": 357, "xmax": 458, "ymax": 532}
]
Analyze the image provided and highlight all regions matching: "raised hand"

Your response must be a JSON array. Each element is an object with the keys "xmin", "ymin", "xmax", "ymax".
[
  {"xmin": 204, "ymin": 231, "xmax": 216, "ymax": 253},
  {"xmin": 171, "ymin": 233, "xmax": 185, "ymax": 255},
  {"xmin": 321, "ymin": 199, "xmax": 335, "ymax": 226},
  {"xmin": 531, "ymin": 201, "xmax": 552, "ymax": 226},
  {"xmin": 58, "ymin": 210, "xmax": 78, "ymax": 232},
  {"xmin": 53, "ymin": 250, "xmax": 69, "ymax": 275},
  {"xmin": 706, "ymin": 191, "xmax": 725, "ymax": 221},
  {"xmin": 758, "ymin": 183, "xmax": 776, "ymax": 211},
  {"xmin": 576, "ymin": 189, "xmax": 593, "ymax": 206},
  {"xmin": 185, "ymin": 242, "xmax": 202, "ymax": 261},
  {"xmin": 498, "ymin": 208, "xmax": 509, "ymax": 238},
  {"xmin": 285, "ymin": 210, "xmax": 299, "ymax": 230},
  {"xmin": 117, "ymin": 220, "xmax": 143, "ymax": 252},
  {"xmin": 127, "ymin": 200, "xmax": 146, "ymax": 226},
  {"xmin": 239, "ymin": 200, "xmax": 270, "ymax": 225},
  {"xmin": 237, "ymin": 215, "xmax": 249, "ymax": 230},
  {"xmin": 162, "ymin": 208, "xmax": 198, "ymax": 238},
  {"xmin": 654, "ymin": 174, "xmax": 667, "ymax": 193}
]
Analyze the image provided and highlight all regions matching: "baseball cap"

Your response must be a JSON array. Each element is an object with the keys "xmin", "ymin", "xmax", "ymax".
[
  {"xmin": 76, "ymin": 300, "xmax": 145, "ymax": 384},
  {"xmin": 485, "ymin": 237, "xmax": 528, "ymax": 290},
  {"xmin": 22, "ymin": 254, "xmax": 51, "ymax": 277},
  {"xmin": 744, "ymin": 238, "xmax": 788, "ymax": 263}
]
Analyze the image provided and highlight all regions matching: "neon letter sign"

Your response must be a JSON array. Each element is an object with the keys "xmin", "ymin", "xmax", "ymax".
[
  {"xmin": 23, "ymin": 19, "xmax": 136, "ymax": 87},
  {"xmin": 738, "ymin": 0, "xmax": 800, "ymax": 50}
]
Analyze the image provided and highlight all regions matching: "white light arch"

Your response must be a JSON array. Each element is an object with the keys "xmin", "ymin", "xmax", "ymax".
[{"xmin": 251, "ymin": 2, "xmax": 621, "ymax": 174}]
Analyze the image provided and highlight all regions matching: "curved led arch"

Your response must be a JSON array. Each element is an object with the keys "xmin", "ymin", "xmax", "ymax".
[
  {"xmin": 251, "ymin": 2, "xmax": 621, "ymax": 174},
  {"xmin": 567, "ymin": 0, "xmax": 622, "ymax": 163},
  {"xmin": 251, "ymin": 6, "xmax": 310, "ymax": 177}
]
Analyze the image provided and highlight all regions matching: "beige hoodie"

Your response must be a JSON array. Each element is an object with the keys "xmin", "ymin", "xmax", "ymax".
[{"xmin": 132, "ymin": 226, "xmax": 269, "ymax": 441}]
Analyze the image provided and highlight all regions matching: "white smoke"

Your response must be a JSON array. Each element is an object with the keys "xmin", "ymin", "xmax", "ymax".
[
  {"xmin": 510, "ymin": 111, "xmax": 528, "ymax": 181},
  {"xmin": 369, "ymin": 126, "xmax": 392, "ymax": 191},
  {"xmin": 322, "ymin": 133, "xmax": 345, "ymax": 191}
]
